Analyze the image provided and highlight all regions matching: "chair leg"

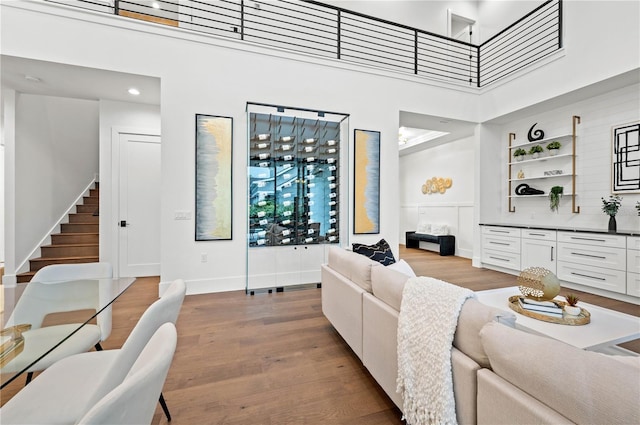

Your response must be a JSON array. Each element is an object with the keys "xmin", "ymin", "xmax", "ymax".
[
  {"xmin": 95, "ymin": 343, "xmax": 103, "ymax": 351},
  {"xmin": 159, "ymin": 392, "xmax": 171, "ymax": 421},
  {"xmin": 25, "ymin": 372, "xmax": 34, "ymax": 385}
]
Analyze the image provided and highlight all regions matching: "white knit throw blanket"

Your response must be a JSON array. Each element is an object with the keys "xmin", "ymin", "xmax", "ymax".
[{"xmin": 396, "ymin": 276, "xmax": 475, "ymax": 425}]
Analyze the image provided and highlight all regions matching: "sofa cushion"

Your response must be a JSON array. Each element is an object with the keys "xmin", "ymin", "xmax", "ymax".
[
  {"xmin": 387, "ymin": 259, "xmax": 416, "ymax": 278},
  {"xmin": 452, "ymin": 299, "xmax": 516, "ymax": 369},
  {"xmin": 352, "ymin": 239, "xmax": 396, "ymax": 266},
  {"xmin": 328, "ymin": 246, "xmax": 378, "ymax": 292},
  {"xmin": 371, "ymin": 265, "xmax": 410, "ymax": 311},
  {"xmin": 480, "ymin": 322, "xmax": 640, "ymax": 425}
]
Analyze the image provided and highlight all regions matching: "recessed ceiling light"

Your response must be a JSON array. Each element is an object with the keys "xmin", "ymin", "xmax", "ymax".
[
  {"xmin": 128, "ymin": 88, "xmax": 141, "ymax": 96},
  {"xmin": 151, "ymin": 1, "xmax": 160, "ymax": 8}
]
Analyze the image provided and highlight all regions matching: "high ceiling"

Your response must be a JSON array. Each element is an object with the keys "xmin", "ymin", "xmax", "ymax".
[{"xmin": 1, "ymin": 55, "xmax": 160, "ymax": 105}]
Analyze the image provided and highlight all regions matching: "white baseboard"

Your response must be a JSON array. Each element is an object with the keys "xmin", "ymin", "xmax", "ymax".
[{"xmin": 159, "ymin": 275, "xmax": 245, "ymax": 297}]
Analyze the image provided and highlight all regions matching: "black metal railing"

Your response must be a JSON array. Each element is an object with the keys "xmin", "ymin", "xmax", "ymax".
[
  {"xmin": 45, "ymin": 0, "xmax": 562, "ymax": 87},
  {"xmin": 479, "ymin": 0, "xmax": 561, "ymax": 86}
]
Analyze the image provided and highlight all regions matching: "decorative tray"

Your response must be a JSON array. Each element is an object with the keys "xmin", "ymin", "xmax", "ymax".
[{"xmin": 508, "ymin": 296, "xmax": 590, "ymax": 326}]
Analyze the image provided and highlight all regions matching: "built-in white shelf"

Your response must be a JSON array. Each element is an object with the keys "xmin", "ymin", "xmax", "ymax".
[
  {"xmin": 509, "ymin": 153, "xmax": 573, "ymax": 165},
  {"xmin": 508, "ymin": 193, "xmax": 575, "ymax": 199},
  {"xmin": 509, "ymin": 174, "xmax": 574, "ymax": 182},
  {"xmin": 509, "ymin": 133, "xmax": 572, "ymax": 149}
]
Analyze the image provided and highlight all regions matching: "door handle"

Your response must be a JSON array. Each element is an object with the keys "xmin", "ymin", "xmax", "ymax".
[{"xmin": 119, "ymin": 220, "xmax": 130, "ymax": 227}]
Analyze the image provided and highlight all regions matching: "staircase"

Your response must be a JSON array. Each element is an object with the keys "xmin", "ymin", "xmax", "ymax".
[{"xmin": 17, "ymin": 184, "xmax": 100, "ymax": 283}]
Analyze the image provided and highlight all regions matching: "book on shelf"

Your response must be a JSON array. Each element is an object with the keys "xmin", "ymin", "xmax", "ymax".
[{"xmin": 518, "ymin": 297, "xmax": 563, "ymax": 315}]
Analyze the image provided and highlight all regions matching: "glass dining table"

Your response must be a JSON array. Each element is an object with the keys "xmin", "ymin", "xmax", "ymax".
[{"xmin": 0, "ymin": 277, "xmax": 135, "ymax": 390}]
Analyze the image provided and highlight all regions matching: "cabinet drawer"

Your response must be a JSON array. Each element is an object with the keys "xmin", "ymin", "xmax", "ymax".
[
  {"xmin": 628, "ymin": 249, "xmax": 640, "ymax": 274},
  {"xmin": 628, "ymin": 236, "xmax": 640, "ymax": 251},
  {"xmin": 482, "ymin": 226, "xmax": 521, "ymax": 238},
  {"xmin": 627, "ymin": 273, "xmax": 640, "ymax": 297},
  {"xmin": 482, "ymin": 249, "xmax": 521, "ymax": 271},
  {"xmin": 522, "ymin": 229, "xmax": 556, "ymax": 241},
  {"xmin": 482, "ymin": 235, "xmax": 520, "ymax": 254},
  {"xmin": 557, "ymin": 262, "xmax": 626, "ymax": 294},
  {"xmin": 557, "ymin": 232, "xmax": 626, "ymax": 249},
  {"xmin": 557, "ymin": 243, "xmax": 626, "ymax": 271}
]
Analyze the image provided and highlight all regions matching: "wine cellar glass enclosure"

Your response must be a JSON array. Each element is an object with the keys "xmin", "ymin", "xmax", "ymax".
[{"xmin": 246, "ymin": 104, "xmax": 349, "ymax": 292}]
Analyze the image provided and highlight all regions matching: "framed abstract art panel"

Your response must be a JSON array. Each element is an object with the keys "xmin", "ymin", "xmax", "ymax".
[
  {"xmin": 354, "ymin": 129, "xmax": 380, "ymax": 234},
  {"xmin": 195, "ymin": 114, "xmax": 233, "ymax": 240},
  {"xmin": 612, "ymin": 121, "xmax": 639, "ymax": 194}
]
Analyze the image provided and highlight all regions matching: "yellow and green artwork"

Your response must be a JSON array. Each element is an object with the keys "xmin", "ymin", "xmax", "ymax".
[
  {"xmin": 196, "ymin": 114, "xmax": 233, "ymax": 240},
  {"xmin": 354, "ymin": 129, "xmax": 380, "ymax": 234}
]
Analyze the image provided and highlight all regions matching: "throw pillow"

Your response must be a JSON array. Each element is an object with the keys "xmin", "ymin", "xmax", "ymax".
[
  {"xmin": 416, "ymin": 221, "xmax": 431, "ymax": 234},
  {"xmin": 387, "ymin": 259, "xmax": 416, "ymax": 277},
  {"xmin": 352, "ymin": 239, "xmax": 396, "ymax": 266},
  {"xmin": 430, "ymin": 224, "xmax": 449, "ymax": 236}
]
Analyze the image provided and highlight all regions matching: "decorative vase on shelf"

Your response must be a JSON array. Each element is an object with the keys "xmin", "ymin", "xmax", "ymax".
[
  {"xmin": 549, "ymin": 149, "xmax": 558, "ymax": 156},
  {"xmin": 608, "ymin": 215, "xmax": 617, "ymax": 233},
  {"xmin": 532, "ymin": 152, "xmax": 540, "ymax": 159}
]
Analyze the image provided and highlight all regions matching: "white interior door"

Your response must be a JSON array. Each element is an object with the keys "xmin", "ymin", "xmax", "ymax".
[{"xmin": 118, "ymin": 133, "xmax": 161, "ymax": 277}]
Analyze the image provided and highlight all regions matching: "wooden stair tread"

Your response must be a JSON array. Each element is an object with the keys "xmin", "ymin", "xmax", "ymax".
[
  {"xmin": 31, "ymin": 255, "xmax": 99, "ymax": 261},
  {"xmin": 51, "ymin": 232, "xmax": 98, "ymax": 236},
  {"xmin": 43, "ymin": 243, "xmax": 98, "ymax": 248},
  {"xmin": 20, "ymin": 183, "xmax": 100, "ymax": 283}
]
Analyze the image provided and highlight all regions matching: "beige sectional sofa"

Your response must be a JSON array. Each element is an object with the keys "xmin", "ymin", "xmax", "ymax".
[{"xmin": 321, "ymin": 246, "xmax": 640, "ymax": 425}]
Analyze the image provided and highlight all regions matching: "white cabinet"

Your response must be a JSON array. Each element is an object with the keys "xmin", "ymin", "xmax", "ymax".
[
  {"xmin": 557, "ymin": 232, "xmax": 627, "ymax": 294},
  {"xmin": 627, "ymin": 236, "xmax": 640, "ymax": 297},
  {"xmin": 248, "ymin": 245, "xmax": 326, "ymax": 290},
  {"xmin": 481, "ymin": 226, "xmax": 521, "ymax": 271},
  {"xmin": 481, "ymin": 225, "xmax": 639, "ymax": 300},
  {"xmin": 521, "ymin": 229, "xmax": 557, "ymax": 273}
]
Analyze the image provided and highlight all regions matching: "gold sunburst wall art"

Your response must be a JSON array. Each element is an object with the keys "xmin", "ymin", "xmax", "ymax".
[{"xmin": 422, "ymin": 177, "xmax": 453, "ymax": 194}]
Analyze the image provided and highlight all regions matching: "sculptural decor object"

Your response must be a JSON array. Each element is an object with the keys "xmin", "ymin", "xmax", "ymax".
[
  {"xmin": 515, "ymin": 183, "xmax": 545, "ymax": 196},
  {"xmin": 518, "ymin": 267, "xmax": 561, "ymax": 300},
  {"xmin": 527, "ymin": 123, "xmax": 545, "ymax": 141}
]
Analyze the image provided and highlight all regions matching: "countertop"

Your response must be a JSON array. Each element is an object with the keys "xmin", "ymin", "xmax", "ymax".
[{"xmin": 480, "ymin": 223, "xmax": 639, "ymax": 237}]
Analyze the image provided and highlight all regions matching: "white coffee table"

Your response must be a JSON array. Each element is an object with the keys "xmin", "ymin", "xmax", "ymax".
[{"xmin": 476, "ymin": 286, "xmax": 640, "ymax": 354}]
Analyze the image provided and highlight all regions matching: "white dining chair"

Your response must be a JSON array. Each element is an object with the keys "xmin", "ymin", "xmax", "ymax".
[
  {"xmin": 0, "ymin": 279, "xmax": 186, "ymax": 425},
  {"xmin": 77, "ymin": 322, "xmax": 177, "ymax": 425},
  {"xmin": 2, "ymin": 263, "xmax": 113, "ymax": 384}
]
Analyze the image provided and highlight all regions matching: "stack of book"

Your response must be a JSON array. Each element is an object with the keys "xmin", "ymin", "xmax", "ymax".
[{"xmin": 518, "ymin": 297, "xmax": 563, "ymax": 318}]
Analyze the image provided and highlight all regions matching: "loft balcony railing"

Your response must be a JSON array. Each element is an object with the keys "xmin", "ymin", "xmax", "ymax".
[{"xmin": 45, "ymin": 0, "xmax": 562, "ymax": 88}]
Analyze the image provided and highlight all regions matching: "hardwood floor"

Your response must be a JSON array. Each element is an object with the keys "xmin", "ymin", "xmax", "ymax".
[{"xmin": 2, "ymin": 246, "xmax": 639, "ymax": 424}]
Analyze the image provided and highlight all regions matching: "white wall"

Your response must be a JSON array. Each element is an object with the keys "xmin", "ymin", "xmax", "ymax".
[
  {"xmin": 483, "ymin": 83, "xmax": 640, "ymax": 232},
  {"xmin": 98, "ymin": 100, "xmax": 161, "ymax": 274},
  {"xmin": 399, "ymin": 135, "xmax": 475, "ymax": 258},
  {"xmin": 477, "ymin": 1, "xmax": 542, "ymax": 42},
  {"xmin": 1, "ymin": 89, "xmax": 15, "ymax": 279},
  {"xmin": 0, "ymin": 143, "xmax": 4, "ymax": 264},
  {"xmin": 479, "ymin": 1, "xmax": 640, "ymax": 122},
  {"xmin": 14, "ymin": 94, "xmax": 99, "ymax": 270}
]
